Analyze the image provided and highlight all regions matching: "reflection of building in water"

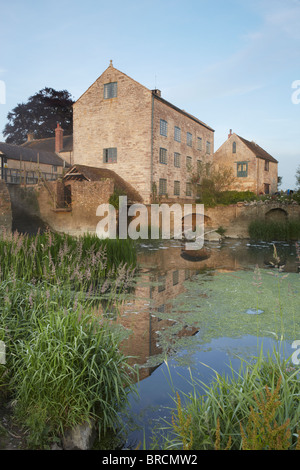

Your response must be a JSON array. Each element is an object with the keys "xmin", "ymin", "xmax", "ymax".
[
  {"xmin": 109, "ymin": 240, "xmax": 298, "ymax": 383},
  {"xmin": 115, "ymin": 243, "xmax": 245, "ymax": 382},
  {"xmin": 114, "ymin": 242, "xmax": 237, "ymax": 381},
  {"xmin": 116, "ymin": 266, "xmax": 199, "ymax": 382}
]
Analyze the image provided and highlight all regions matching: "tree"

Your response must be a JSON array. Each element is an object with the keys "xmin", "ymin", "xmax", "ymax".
[
  {"xmin": 190, "ymin": 162, "xmax": 235, "ymax": 204},
  {"xmin": 3, "ymin": 87, "xmax": 74, "ymax": 145}
]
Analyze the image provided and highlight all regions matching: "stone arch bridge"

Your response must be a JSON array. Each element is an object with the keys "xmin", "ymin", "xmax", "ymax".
[{"xmin": 181, "ymin": 202, "xmax": 300, "ymax": 239}]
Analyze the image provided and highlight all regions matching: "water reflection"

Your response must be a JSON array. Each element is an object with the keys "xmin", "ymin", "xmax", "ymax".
[
  {"xmin": 116, "ymin": 239, "xmax": 299, "ymax": 449},
  {"xmin": 116, "ymin": 239, "xmax": 299, "ymax": 381}
]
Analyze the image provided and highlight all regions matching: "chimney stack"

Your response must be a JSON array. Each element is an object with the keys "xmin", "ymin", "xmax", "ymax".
[
  {"xmin": 228, "ymin": 129, "xmax": 233, "ymax": 139},
  {"xmin": 152, "ymin": 89, "xmax": 161, "ymax": 97},
  {"xmin": 55, "ymin": 123, "xmax": 64, "ymax": 153},
  {"xmin": 27, "ymin": 133, "xmax": 34, "ymax": 142}
]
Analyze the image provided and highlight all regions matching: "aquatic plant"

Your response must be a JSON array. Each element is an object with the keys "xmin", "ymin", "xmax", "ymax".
[
  {"xmin": 239, "ymin": 376, "xmax": 299, "ymax": 450},
  {"xmin": 0, "ymin": 229, "xmax": 137, "ymax": 294},
  {"xmin": 248, "ymin": 219, "xmax": 300, "ymax": 241},
  {"xmin": 153, "ymin": 348, "xmax": 300, "ymax": 450}
]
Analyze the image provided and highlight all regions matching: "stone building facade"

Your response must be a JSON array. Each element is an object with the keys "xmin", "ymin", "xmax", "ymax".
[
  {"xmin": 73, "ymin": 61, "xmax": 215, "ymax": 204},
  {"xmin": 213, "ymin": 131, "xmax": 278, "ymax": 195},
  {"xmin": 21, "ymin": 124, "xmax": 73, "ymax": 167},
  {"xmin": 0, "ymin": 137, "xmax": 68, "ymax": 185}
]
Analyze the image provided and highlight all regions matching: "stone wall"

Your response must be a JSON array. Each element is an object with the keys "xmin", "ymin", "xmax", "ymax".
[
  {"xmin": 35, "ymin": 179, "xmax": 115, "ymax": 236},
  {"xmin": 0, "ymin": 180, "xmax": 12, "ymax": 233},
  {"xmin": 73, "ymin": 65, "xmax": 152, "ymax": 203},
  {"xmin": 205, "ymin": 201, "xmax": 300, "ymax": 238},
  {"xmin": 213, "ymin": 134, "xmax": 278, "ymax": 195},
  {"xmin": 73, "ymin": 64, "xmax": 215, "ymax": 205},
  {"xmin": 152, "ymin": 96, "xmax": 214, "ymax": 204}
]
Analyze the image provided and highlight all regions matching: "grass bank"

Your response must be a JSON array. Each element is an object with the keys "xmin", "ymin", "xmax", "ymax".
[{"xmin": 0, "ymin": 231, "xmax": 138, "ymax": 448}]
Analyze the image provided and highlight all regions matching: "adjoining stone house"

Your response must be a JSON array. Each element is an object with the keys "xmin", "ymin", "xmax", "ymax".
[
  {"xmin": 22, "ymin": 123, "xmax": 73, "ymax": 167},
  {"xmin": 30, "ymin": 163, "xmax": 143, "ymax": 236},
  {"xmin": 0, "ymin": 133, "xmax": 69, "ymax": 185},
  {"xmin": 73, "ymin": 61, "xmax": 215, "ymax": 205},
  {"xmin": 213, "ymin": 130, "xmax": 278, "ymax": 195}
]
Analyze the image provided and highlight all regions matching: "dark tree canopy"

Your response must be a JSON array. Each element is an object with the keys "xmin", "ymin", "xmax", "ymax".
[{"xmin": 3, "ymin": 87, "xmax": 74, "ymax": 145}]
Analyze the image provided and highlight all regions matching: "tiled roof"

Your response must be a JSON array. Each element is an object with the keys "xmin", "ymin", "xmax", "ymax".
[
  {"xmin": 152, "ymin": 92, "xmax": 215, "ymax": 132},
  {"xmin": 237, "ymin": 135, "xmax": 278, "ymax": 163},
  {"xmin": 0, "ymin": 141, "xmax": 69, "ymax": 167},
  {"xmin": 21, "ymin": 135, "xmax": 73, "ymax": 153},
  {"xmin": 63, "ymin": 164, "xmax": 143, "ymax": 203}
]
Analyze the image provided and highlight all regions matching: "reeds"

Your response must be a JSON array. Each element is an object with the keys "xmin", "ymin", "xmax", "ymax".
[
  {"xmin": 156, "ymin": 348, "xmax": 300, "ymax": 450},
  {"xmin": 0, "ymin": 230, "xmax": 138, "ymax": 447},
  {"xmin": 0, "ymin": 229, "xmax": 137, "ymax": 293},
  {"xmin": 249, "ymin": 219, "xmax": 300, "ymax": 241}
]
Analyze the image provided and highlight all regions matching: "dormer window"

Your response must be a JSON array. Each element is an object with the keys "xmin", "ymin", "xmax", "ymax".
[{"xmin": 104, "ymin": 82, "xmax": 117, "ymax": 99}]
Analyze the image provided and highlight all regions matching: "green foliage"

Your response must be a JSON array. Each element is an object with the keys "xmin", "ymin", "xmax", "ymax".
[
  {"xmin": 3, "ymin": 87, "xmax": 74, "ymax": 145},
  {"xmin": 239, "ymin": 376, "xmax": 298, "ymax": 450},
  {"xmin": 154, "ymin": 349, "xmax": 300, "ymax": 450},
  {"xmin": 11, "ymin": 305, "xmax": 136, "ymax": 447},
  {"xmin": 249, "ymin": 219, "xmax": 300, "ymax": 241},
  {"xmin": 0, "ymin": 231, "xmax": 138, "ymax": 447},
  {"xmin": 197, "ymin": 190, "xmax": 257, "ymax": 208},
  {"xmin": 109, "ymin": 187, "xmax": 127, "ymax": 209},
  {"xmin": 0, "ymin": 230, "xmax": 137, "ymax": 291},
  {"xmin": 296, "ymin": 165, "xmax": 300, "ymax": 189}
]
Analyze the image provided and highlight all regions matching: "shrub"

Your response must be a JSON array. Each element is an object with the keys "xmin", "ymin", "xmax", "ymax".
[
  {"xmin": 249, "ymin": 219, "xmax": 300, "ymax": 241},
  {"xmin": 197, "ymin": 190, "xmax": 257, "ymax": 208}
]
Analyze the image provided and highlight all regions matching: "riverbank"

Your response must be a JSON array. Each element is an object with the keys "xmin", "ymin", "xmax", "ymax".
[{"xmin": 0, "ymin": 403, "xmax": 27, "ymax": 450}]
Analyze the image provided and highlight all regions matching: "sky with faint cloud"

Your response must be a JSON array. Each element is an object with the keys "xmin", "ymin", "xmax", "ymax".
[{"xmin": 0, "ymin": 0, "xmax": 299, "ymax": 189}]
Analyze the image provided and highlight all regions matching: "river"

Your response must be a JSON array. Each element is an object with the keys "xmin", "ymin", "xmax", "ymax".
[{"xmin": 113, "ymin": 238, "xmax": 300, "ymax": 449}]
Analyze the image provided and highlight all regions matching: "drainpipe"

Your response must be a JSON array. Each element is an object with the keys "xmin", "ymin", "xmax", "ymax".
[{"xmin": 151, "ymin": 94, "xmax": 154, "ymax": 199}]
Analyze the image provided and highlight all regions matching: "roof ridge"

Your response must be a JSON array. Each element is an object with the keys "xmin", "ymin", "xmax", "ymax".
[{"xmin": 236, "ymin": 134, "xmax": 278, "ymax": 163}]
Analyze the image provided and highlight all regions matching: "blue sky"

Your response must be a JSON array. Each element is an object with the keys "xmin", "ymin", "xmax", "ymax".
[{"xmin": 0, "ymin": 0, "xmax": 299, "ymax": 189}]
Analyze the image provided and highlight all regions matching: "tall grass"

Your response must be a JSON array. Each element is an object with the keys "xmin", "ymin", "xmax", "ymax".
[
  {"xmin": 154, "ymin": 348, "xmax": 300, "ymax": 450},
  {"xmin": 249, "ymin": 219, "xmax": 300, "ymax": 241},
  {"xmin": 0, "ymin": 230, "xmax": 139, "ymax": 448},
  {"xmin": 0, "ymin": 229, "xmax": 137, "ymax": 293},
  {"xmin": 10, "ymin": 300, "xmax": 136, "ymax": 446}
]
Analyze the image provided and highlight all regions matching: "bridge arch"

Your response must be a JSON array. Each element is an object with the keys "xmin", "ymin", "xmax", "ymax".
[{"xmin": 265, "ymin": 207, "xmax": 288, "ymax": 223}]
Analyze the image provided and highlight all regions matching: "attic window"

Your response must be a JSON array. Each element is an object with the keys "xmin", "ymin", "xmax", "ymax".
[
  {"xmin": 103, "ymin": 147, "xmax": 117, "ymax": 163},
  {"xmin": 264, "ymin": 160, "xmax": 269, "ymax": 171},
  {"xmin": 232, "ymin": 142, "xmax": 236, "ymax": 153},
  {"xmin": 104, "ymin": 82, "xmax": 117, "ymax": 99}
]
